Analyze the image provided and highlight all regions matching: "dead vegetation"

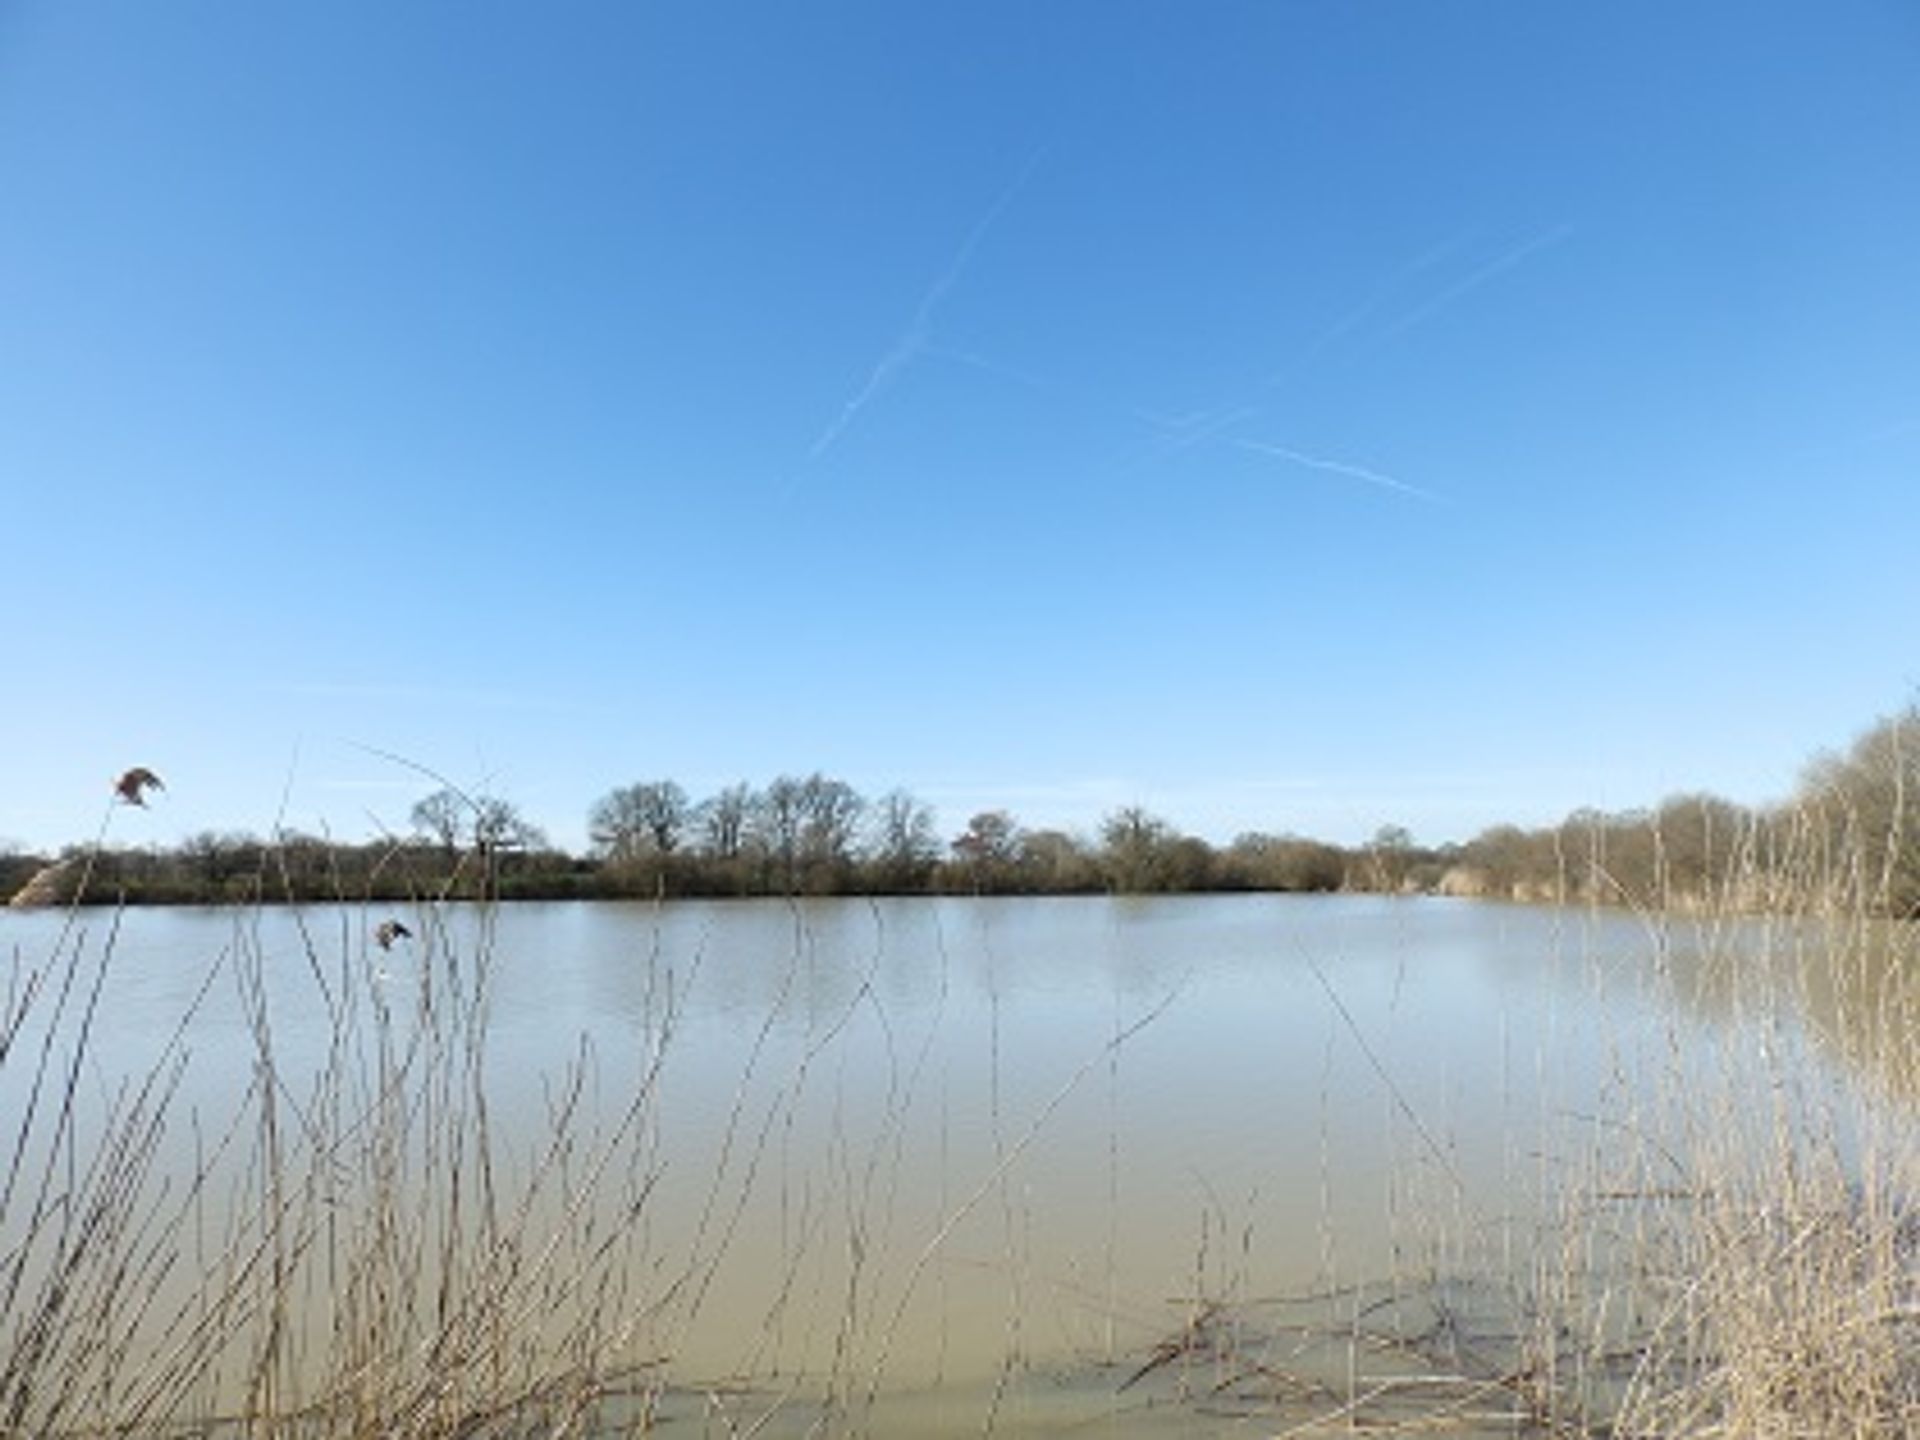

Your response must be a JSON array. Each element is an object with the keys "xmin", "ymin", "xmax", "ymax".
[
  {"xmin": 1103, "ymin": 808, "xmax": 1918, "ymax": 1439},
  {"xmin": 1, "ymin": 800, "xmax": 1913, "ymax": 1437}
]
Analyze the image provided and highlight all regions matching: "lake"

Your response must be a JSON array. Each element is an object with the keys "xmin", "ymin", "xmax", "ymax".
[{"xmin": 2, "ymin": 895, "xmax": 1912, "ymax": 1435}]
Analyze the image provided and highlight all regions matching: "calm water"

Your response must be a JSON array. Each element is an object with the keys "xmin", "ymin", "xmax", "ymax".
[{"xmin": 1, "ymin": 895, "xmax": 1908, "ymax": 1434}]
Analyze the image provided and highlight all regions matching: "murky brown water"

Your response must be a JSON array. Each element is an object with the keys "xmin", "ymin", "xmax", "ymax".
[{"xmin": 3, "ymin": 896, "xmax": 1910, "ymax": 1434}]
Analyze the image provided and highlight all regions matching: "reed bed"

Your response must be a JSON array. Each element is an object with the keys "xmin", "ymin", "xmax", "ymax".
[
  {"xmin": 1096, "ymin": 810, "xmax": 1918, "ymax": 1438},
  {"xmin": 1, "ymin": 810, "xmax": 1914, "ymax": 1437},
  {"xmin": 1, "ymin": 877, "xmax": 689, "ymax": 1437}
]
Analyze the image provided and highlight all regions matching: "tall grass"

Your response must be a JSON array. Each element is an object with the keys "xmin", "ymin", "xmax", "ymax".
[
  {"xmin": 1064, "ymin": 807, "xmax": 1916, "ymax": 1438},
  {"xmin": 1320, "ymin": 806, "xmax": 1915, "ymax": 1436},
  {"xmin": 1, "ymin": 807, "xmax": 1913, "ymax": 1436},
  {"xmin": 1, "ymin": 873, "xmax": 688, "ymax": 1435},
  {"xmin": 1522, "ymin": 805, "xmax": 1919, "ymax": 1436}
]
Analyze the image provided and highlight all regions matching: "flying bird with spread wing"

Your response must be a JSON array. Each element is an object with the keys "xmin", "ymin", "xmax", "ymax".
[
  {"xmin": 374, "ymin": 919, "xmax": 413, "ymax": 951},
  {"xmin": 114, "ymin": 767, "xmax": 165, "ymax": 807}
]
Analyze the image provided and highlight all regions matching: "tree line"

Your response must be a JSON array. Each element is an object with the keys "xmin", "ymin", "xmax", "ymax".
[
  {"xmin": 5, "ymin": 707, "xmax": 1915, "ymax": 916},
  {"xmin": 579, "ymin": 776, "xmax": 1354, "ymax": 899}
]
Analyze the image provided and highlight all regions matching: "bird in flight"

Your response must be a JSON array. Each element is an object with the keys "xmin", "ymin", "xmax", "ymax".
[
  {"xmin": 374, "ymin": 919, "xmax": 413, "ymax": 951},
  {"xmin": 113, "ymin": 767, "xmax": 165, "ymax": 807}
]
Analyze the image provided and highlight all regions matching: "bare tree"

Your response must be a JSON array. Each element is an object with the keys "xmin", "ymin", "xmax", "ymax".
[
  {"xmin": 755, "ymin": 776, "xmax": 807, "ymax": 886},
  {"xmin": 870, "ymin": 788, "xmax": 939, "ymax": 889},
  {"xmin": 473, "ymin": 795, "xmax": 547, "ymax": 855},
  {"xmin": 797, "ymin": 773, "xmax": 865, "ymax": 871},
  {"xmin": 694, "ymin": 783, "xmax": 755, "ymax": 861},
  {"xmin": 750, "ymin": 773, "xmax": 865, "ymax": 891},
  {"xmin": 1101, "ymin": 806, "xmax": 1175, "ymax": 893},
  {"xmin": 590, "ymin": 781, "xmax": 690, "ymax": 860},
  {"xmin": 952, "ymin": 810, "xmax": 1021, "ymax": 893},
  {"xmin": 411, "ymin": 789, "xmax": 465, "ymax": 857},
  {"xmin": 414, "ymin": 788, "xmax": 544, "ymax": 858}
]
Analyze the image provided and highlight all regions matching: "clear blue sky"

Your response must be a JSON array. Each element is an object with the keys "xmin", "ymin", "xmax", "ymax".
[{"xmin": 3, "ymin": 1, "xmax": 1917, "ymax": 855}]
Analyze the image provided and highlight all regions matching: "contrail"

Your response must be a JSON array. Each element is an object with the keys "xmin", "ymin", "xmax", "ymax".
[
  {"xmin": 1118, "ymin": 403, "xmax": 1261, "ymax": 476},
  {"xmin": 806, "ymin": 334, "xmax": 921, "ymax": 461},
  {"xmin": 1382, "ymin": 223, "xmax": 1574, "ymax": 339},
  {"xmin": 1232, "ymin": 438, "xmax": 1442, "ymax": 504},
  {"xmin": 1316, "ymin": 229, "xmax": 1477, "ymax": 347},
  {"xmin": 1120, "ymin": 238, "xmax": 1489, "ymax": 464},
  {"xmin": 805, "ymin": 148, "xmax": 1048, "ymax": 465},
  {"xmin": 920, "ymin": 342, "xmax": 1063, "ymax": 395},
  {"xmin": 926, "ymin": 343, "xmax": 1251, "ymax": 449},
  {"xmin": 914, "ymin": 343, "xmax": 1439, "ymax": 506}
]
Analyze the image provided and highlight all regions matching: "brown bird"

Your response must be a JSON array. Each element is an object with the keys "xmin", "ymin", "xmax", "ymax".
[
  {"xmin": 374, "ymin": 919, "xmax": 413, "ymax": 951},
  {"xmin": 113, "ymin": 767, "xmax": 165, "ymax": 807}
]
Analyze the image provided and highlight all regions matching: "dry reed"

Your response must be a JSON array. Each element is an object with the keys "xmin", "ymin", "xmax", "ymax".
[{"xmin": 1, "ymin": 801, "xmax": 1912, "ymax": 1438}]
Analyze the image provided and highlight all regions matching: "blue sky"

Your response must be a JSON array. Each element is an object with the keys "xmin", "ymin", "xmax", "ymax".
[{"xmin": 3, "ymin": 1, "xmax": 1917, "ymax": 855}]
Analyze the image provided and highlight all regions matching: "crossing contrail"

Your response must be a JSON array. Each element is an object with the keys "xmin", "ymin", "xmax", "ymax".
[
  {"xmin": 805, "ymin": 149, "xmax": 1048, "ymax": 466},
  {"xmin": 909, "ymin": 342, "xmax": 1442, "ymax": 505}
]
